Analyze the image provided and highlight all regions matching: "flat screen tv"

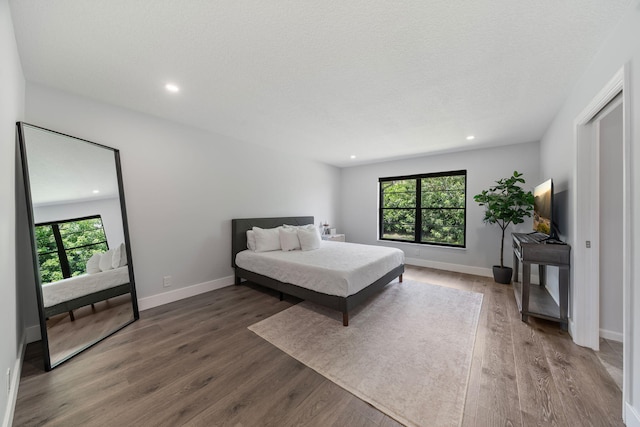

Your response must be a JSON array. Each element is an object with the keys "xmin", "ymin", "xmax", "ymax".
[{"xmin": 533, "ymin": 179, "xmax": 554, "ymax": 236}]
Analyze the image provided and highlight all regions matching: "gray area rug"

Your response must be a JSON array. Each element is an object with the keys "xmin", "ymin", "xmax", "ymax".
[{"xmin": 248, "ymin": 280, "xmax": 483, "ymax": 427}]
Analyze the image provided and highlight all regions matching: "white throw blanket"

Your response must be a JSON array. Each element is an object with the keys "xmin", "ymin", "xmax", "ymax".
[
  {"xmin": 41, "ymin": 266, "xmax": 130, "ymax": 307},
  {"xmin": 235, "ymin": 241, "xmax": 404, "ymax": 297}
]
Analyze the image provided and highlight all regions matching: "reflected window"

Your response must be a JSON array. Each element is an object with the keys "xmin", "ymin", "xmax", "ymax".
[{"xmin": 35, "ymin": 215, "xmax": 109, "ymax": 283}]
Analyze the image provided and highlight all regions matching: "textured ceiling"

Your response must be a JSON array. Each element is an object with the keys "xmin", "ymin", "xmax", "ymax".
[{"xmin": 10, "ymin": 0, "xmax": 632, "ymax": 167}]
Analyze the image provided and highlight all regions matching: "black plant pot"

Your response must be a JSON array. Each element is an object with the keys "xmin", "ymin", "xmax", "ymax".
[{"xmin": 492, "ymin": 266, "xmax": 513, "ymax": 284}]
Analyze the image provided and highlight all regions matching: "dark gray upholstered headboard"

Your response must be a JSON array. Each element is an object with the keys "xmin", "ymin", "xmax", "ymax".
[{"xmin": 231, "ymin": 216, "xmax": 314, "ymax": 268}]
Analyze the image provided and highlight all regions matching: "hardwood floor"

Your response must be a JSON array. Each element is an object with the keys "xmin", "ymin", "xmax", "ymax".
[
  {"xmin": 14, "ymin": 266, "xmax": 624, "ymax": 426},
  {"xmin": 597, "ymin": 338, "xmax": 623, "ymax": 391},
  {"xmin": 46, "ymin": 294, "xmax": 135, "ymax": 365}
]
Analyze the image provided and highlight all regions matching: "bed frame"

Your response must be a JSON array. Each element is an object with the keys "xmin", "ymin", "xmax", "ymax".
[
  {"xmin": 231, "ymin": 216, "xmax": 404, "ymax": 326},
  {"xmin": 44, "ymin": 283, "xmax": 132, "ymax": 320}
]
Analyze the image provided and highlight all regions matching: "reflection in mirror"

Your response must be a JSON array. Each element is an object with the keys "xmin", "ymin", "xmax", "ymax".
[{"xmin": 17, "ymin": 122, "xmax": 139, "ymax": 370}]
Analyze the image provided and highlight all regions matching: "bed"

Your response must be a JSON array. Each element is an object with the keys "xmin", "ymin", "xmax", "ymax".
[
  {"xmin": 231, "ymin": 216, "xmax": 405, "ymax": 326},
  {"xmin": 41, "ymin": 266, "xmax": 132, "ymax": 320}
]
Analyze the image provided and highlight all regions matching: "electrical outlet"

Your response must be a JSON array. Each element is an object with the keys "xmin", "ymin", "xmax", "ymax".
[
  {"xmin": 163, "ymin": 275, "xmax": 172, "ymax": 288},
  {"xmin": 6, "ymin": 368, "xmax": 10, "ymax": 395}
]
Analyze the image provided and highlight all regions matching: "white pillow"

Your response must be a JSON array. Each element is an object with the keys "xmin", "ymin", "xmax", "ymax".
[
  {"xmin": 297, "ymin": 227, "xmax": 321, "ymax": 251},
  {"xmin": 246, "ymin": 230, "xmax": 257, "ymax": 251},
  {"xmin": 283, "ymin": 223, "xmax": 316, "ymax": 230},
  {"xmin": 253, "ymin": 226, "xmax": 282, "ymax": 252},
  {"xmin": 120, "ymin": 243, "xmax": 128, "ymax": 267},
  {"xmin": 86, "ymin": 252, "xmax": 102, "ymax": 274},
  {"xmin": 112, "ymin": 243, "xmax": 127, "ymax": 268},
  {"xmin": 99, "ymin": 248, "xmax": 116, "ymax": 271},
  {"xmin": 279, "ymin": 227, "xmax": 301, "ymax": 251}
]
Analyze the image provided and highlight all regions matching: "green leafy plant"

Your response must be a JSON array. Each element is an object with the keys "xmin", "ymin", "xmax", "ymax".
[{"xmin": 474, "ymin": 171, "xmax": 534, "ymax": 268}]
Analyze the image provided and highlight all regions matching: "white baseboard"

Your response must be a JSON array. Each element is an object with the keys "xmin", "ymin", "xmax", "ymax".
[
  {"xmin": 404, "ymin": 258, "xmax": 540, "ymax": 284},
  {"xmin": 568, "ymin": 318, "xmax": 576, "ymax": 341},
  {"xmin": 599, "ymin": 328, "xmax": 623, "ymax": 342},
  {"xmin": 137, "ymin": 275, "xmax": 235, "ymax": 311},
  {"xmin": 25, "ymin": 325, "xmax": 41, "ymax": 344},
  {"xmin": 2, "ymin": 334, "xmax": 26, "ymax": 427},
  {"xmin": 626, "ymin": 402, "xmax": 640, "ymax": 427},
  {"xmin": 404, "ymin": 257, "xmax": 493, "ymax": 278}
]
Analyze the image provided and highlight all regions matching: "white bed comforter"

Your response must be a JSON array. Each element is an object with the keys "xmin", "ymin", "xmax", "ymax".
[
  {"xmin": 42, "ymin": 267, "xmax": 130, "ymax": 307},
  {"xmin": 235, "ymin": 241, "xmax": 404, "ymax": 297}
]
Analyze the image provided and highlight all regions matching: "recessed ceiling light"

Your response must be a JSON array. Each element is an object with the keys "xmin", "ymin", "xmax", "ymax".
[
  {"xmin": 466, "ymin": 135, "xmax": 475, "ymax": 141},
  {"xmin": 165, "ymin": 83, "xmax": 180, "ymax": 93},
  {"xmin": 92, "ymin": 189, "xmax": 100, "ymax": 194},
  {"xmin": 350, "ymin": 155, "xmax": 356, "ymax": 159}
]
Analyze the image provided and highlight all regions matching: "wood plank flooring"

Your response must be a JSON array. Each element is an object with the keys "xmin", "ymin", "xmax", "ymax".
[
  {"xmin": 14, "ymin": 266, "xmax": 625, "ymax": 426},
  {"xmin": 46, "ymin": 293, "xmax": 135, "ymax": 365},
  {"xmin": 598, "ymin": 338, "xmax": 623, "ymax": 391}
]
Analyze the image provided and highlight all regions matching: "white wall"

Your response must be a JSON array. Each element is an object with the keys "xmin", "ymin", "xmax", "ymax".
[
  {"xmin": 34, "ymin": 197, "xmax": 125, "ymax": 249},
  {"xmin": 0, "ymin": 0, "xmax": 24, "ymax": 425},
  {"xmin": 539, "ymin": 3, "xmax": 640, "ymax": 423},
  {"xmin": 21, "ymin": 83, "xmax": 341, "ymax": 324},
  {"xmin": 340, "ymin": 142, "xmax": 539, "ymax": 276}
]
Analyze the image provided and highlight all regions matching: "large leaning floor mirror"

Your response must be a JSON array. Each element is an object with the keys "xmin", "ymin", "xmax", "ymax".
[{"xmin": 17, "ymin": 122, "xmax": 139, "ymax": 371}]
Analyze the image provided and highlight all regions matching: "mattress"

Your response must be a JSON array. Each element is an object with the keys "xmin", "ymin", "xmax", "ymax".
[
  {"xmin": 42, "ymin": 266, "xmax": 130, "ymax": 307},
  {"xmin": 235, "ymin": 241, "xmax": 404, "ymax": 297}
]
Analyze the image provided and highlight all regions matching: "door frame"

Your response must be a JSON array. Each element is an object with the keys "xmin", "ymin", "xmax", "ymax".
[{"xmin": 572, "ymin": 65, "xmax": 631, "ymax": 408}]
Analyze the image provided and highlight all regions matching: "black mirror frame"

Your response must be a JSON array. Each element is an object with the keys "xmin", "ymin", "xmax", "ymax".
[{"xmin": 16, "ymin": 122, "xmax": 139, "ymax": 371}]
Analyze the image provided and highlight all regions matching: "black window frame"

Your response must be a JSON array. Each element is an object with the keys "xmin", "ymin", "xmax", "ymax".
[
  {"xmin": 35, "ymin": 214, "xmax": 109, "ymax": 280},
  {"xmin": 378, "ymin": 170, "xmax": 467, "ymax": 248}
]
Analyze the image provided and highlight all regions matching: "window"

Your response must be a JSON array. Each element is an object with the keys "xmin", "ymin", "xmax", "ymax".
[
  {"xmin": 379, "ymin": 170, "xmax": 466, "ymax": 247},
  {"xmin": 35, "ymin": 215, "xmax": 109, "ymax": 283}
]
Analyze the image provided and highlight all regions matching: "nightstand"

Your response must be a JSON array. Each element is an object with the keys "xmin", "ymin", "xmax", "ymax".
[{"xmin": 321, "ymin": 234, "xmax": 345, "ymax": 242}]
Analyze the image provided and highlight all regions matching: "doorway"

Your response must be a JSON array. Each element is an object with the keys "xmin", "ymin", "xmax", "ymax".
[
  {"xmin": 594, "ymin": 95, "xmax": 623, "ymax": 390},
  {"xmin": 573, "ymin": 66, "xmax": 631, "ymax": 419}
]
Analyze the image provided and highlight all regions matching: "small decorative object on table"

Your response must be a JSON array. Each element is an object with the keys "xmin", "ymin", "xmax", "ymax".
[
  {"xmin": 321, "ymin": 233, "xmax": 345, "ymax": 242},
  {"xmin": 322, "ymin": 222, "xmax": 330, "ymax": 235}
]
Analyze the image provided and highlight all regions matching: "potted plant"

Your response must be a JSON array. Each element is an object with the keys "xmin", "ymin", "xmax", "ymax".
[{"xmin": 474, "ymin": 171, "xmax": 534, "ymax": 284}]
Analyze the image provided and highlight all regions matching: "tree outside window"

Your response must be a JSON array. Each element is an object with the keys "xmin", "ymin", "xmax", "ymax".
[
  {"xmin": 379, "ymin": 170, "xmax": 466, "ymax": 247},
  {"xmin": 35, "ymin": 215, "xmax": 109, "ymax": 283}
]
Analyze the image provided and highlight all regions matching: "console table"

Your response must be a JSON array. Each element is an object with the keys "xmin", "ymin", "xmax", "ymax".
[{"xmin": 512, "ymin": 233, "xmax": 571, "ymax": 330}]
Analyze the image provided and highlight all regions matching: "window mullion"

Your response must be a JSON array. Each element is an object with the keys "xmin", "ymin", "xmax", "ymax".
[
  {"xmin": 415, "ymin": 179, "xmax": 421, "ymax": 243},
  {"xmin": 65, "ymin": 240, "xmax": 109, "ymax": 251},
  {"xmin": 379, "ymin": 182, "xmax": 384, "ymax": 239},
  {"xmin": 52, "ymin": 225, "xmax": 72, "ymax": 279}
]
